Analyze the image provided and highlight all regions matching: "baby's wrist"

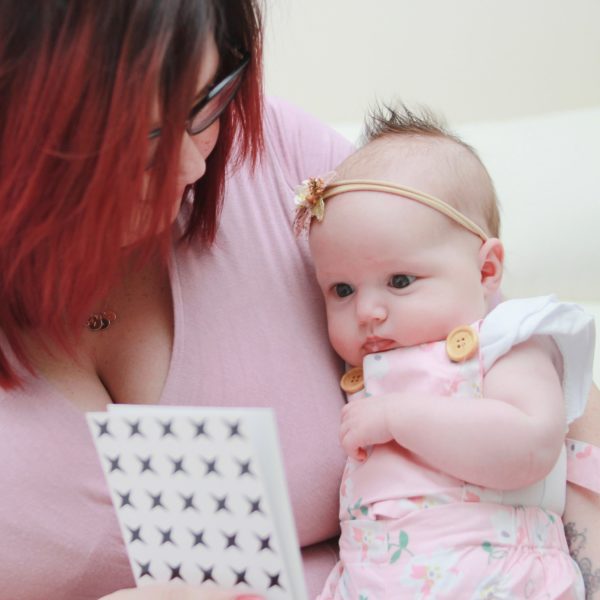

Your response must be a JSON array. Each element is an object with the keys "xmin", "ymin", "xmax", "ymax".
[{"xmin": 383, "ymin": 393, "xmax": 406, "ymax": 439}]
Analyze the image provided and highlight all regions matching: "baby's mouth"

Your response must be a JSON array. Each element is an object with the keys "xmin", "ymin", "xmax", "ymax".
[{"xmin": 362, "ymin": 337, "xmax": 395, "ymax": 354}]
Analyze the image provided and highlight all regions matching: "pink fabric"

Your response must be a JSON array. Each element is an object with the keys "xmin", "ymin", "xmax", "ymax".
[
  {"xmin": 566, "ymin": 438, "xmax": 600, "ymax": 494},
  {"xmin": 0, "ymin": 98, "xmax": 354, "ymax": 599},
  {"xmin": 340, "ymin": 333, "xmax": 483, "ymax": 513},
  {"xmin": 321, "ymin": 300, "xmax": 588, "ymax": 599},
  {"xmin": 320, "ymin": 505, "xmax": 584, "ymax": 599}
]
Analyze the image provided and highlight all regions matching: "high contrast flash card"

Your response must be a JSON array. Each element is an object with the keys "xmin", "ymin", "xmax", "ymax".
[{"xmin": 86, "ymin": 405, "xmax": 308, "ymax": 600}]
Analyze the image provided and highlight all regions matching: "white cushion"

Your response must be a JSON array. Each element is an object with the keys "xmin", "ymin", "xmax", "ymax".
[{"xmin": 455, "ymin": 107, "xmax": 600, "ymax": 303}]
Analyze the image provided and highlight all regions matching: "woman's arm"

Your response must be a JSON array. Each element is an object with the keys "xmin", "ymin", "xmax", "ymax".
[{"xmin": 564, "ymin": 383, "xmax": 600, "ymax": 599}]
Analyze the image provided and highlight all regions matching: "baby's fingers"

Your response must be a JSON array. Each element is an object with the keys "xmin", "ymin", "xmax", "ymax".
[
  {"xmin": 340, "ymin": 428, "xmax": 367, "ymax": 462},
  {"xmin": 355, "ymin": 447, "xmax": 367, "ymax": 461}
]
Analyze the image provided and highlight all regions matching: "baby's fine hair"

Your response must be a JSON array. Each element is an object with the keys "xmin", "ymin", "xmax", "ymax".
[{"xmin": 359, "ymin": 103, "xmax": 501, "ymax": 238}]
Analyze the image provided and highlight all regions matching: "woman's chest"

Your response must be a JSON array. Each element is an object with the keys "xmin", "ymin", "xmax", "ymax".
[{"xmin": 35, "ymin": 260, "xmax": 174, "ymax": 409}]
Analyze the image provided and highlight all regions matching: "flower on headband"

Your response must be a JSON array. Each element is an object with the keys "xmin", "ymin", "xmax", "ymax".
[{"xmin": 292, "ymin": 171, "xmax": 336, "ymax": 236}]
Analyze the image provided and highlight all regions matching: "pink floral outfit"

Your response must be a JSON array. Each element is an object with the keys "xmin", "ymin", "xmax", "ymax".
[{"xmin": 319, "ymin": 296, "xmax": 597, "ymax": 599}]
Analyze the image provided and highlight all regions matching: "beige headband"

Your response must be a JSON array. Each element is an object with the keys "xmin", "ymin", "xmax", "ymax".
[{"xmin": 293, "ymin": 175, "xmax": 489, "ymax": 242}]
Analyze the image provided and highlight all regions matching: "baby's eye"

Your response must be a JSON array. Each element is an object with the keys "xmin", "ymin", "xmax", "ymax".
[
  {"xmin": 333, "ymin": 283, "xmax": 354, "ymax": 298},
  {"xmin": 389, "ymin": 274, "xmax": 416, "ymax": 289}
]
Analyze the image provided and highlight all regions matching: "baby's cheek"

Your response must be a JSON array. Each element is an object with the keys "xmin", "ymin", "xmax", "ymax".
[
  {"xmin": 327, "ymin": 320, "xmax": 344, "ymax": 353},
  {"xmin": 329, "ymin": 323, "xmax": 358, "ymax": 366}
]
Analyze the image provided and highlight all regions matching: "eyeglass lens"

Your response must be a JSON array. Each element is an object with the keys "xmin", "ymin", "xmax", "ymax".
[
  {"xmin": 145, "ymin": 52, "xmax": 249, "ymax": 169},
  {"xmin": 187, "ymin": 65, "xmax": 246, "ymax": 135}
]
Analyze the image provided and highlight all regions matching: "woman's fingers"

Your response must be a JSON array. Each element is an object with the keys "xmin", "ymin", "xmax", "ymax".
[{"xmin": 98, "ymin": 584, "xmax": 264, "ymax": 600}]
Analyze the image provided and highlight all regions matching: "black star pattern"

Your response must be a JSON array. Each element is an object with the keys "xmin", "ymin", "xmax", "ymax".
[
  {"xmin": 168, "ymin": 563, "xmax": 184, "ymax": 581},
  {"xmin": 257, "ymin": 534, "xmax": 272, "ymax": 552},
  {"xmin": 128, "ymin": 525, "xmax": 144, "ymax": 544},
  {"xmin": 137, "ymin": 455, "xmax": 155, "ymax": 474},
  {"xmin": 94, "ymin": 412, "xmax": 292, "ymax": 591},
  {"xmin": 95, "ymin": 420, "xmax": 112, "ymax": 437},
  {"xmin": 237, "ymin": 458, "xmax": 254, "ymax": 477},
  {"xmin": 199, "ymin": 565, "xmax": 215, "ymax": 583},
  {"xmin": 246, "ymin": 496, "xmax": 263, "ymax": 514},
  {"xmin": 170, "ymin": 456, "xmax": 187, "ymax": 475},
  {"xmin": 160, "ymin": 419, "xmax": 175, "ymax": 437},
  {"xmin": 222, "ymin": 531, "xmax": 239, "ymax": 549},
  {"xmin": 213, "ymin": 494, "xmax": 230, "ymax": 513},
  {"xmin": 180, "ymin": 492, "xmax": 198, "ymax": 511},
  {"xmin": 127, "ymin": 419, "xmax": 144, "ymax": 438},
  {"xmin": 190, "ymin": 528, "xmax": 207, "ymax": 548},
  {"xmin": 137, "ymin": 560, "xmax": 153, "ymax": 578},
  {"xmin": 226, "ymin": 419, "xmax": 243, "ymax": 438},
  {"xmin": 106, "ymin": 455, "xmax": 123, "ymax": 473},
  {"xmin": 158, "ymin": 526, "xmax": 175, "ymax": 546},
  {"xmin": 232, "ymin": 567, "xmax": 249, "ymax": 585},
  {"xmin": 266, "ymin": 570, "xmax": 283, "ymax": 589},
  {"xmin": 192, "ymin": 419, "xmax": 210, "ymax": 438},
  {"xmin": 148, "ymin": 491, "xmax": 165, "ymax": 509},
  {"xmin": 203, "ymin": 457, "xmax": 221, "ymax": 476},
  {"xmin": 118, "ymin": 490, "xmax": 135, "ymax": 509}
]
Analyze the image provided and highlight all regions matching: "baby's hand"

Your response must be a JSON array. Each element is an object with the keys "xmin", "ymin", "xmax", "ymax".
[{"xmin": 340, "ymin": 395, "xmax": 394, "ymax": 460}]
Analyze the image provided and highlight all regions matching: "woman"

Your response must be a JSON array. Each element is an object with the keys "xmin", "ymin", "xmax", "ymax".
[
  {"xmin": 0, "ymin": 2, "xmax": 598, "ymax": 599},
  {"xmin": 0, "ymin": 1, "xmax": 350, "ymax": 598}
]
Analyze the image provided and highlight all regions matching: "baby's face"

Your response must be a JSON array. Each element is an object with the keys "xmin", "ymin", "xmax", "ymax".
[{"xmin": 310, "ymin": 192, "xmax": 489, "ymax": 367}]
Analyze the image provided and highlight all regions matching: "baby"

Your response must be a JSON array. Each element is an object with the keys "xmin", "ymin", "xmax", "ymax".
[{"xmin": 294, "ymin": 106, "xmax": 596, "ymax": 599}]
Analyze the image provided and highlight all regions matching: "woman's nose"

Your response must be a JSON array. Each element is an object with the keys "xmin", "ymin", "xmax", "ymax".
[{"xmin": 178, "ymin": 132, "xmax": 207, "ymax": 185}]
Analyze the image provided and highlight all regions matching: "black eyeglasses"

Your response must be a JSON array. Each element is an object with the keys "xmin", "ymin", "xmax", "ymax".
[{"xmin": 147, "ymin": 51, "xmax": 250, "ymax": 157}]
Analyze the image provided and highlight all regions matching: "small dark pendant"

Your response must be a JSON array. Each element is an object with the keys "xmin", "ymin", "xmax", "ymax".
[{"xmin": 86, "ymin": 310, "xmax": 117, "ymax": 331}]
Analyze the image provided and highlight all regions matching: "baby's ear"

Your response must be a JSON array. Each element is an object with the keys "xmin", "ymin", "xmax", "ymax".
[{"xmin": 479, "ymin": 238, "xmax": 504, "ymax": 295}]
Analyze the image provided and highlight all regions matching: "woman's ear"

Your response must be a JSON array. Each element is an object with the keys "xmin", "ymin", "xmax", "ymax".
[{"xmin": 479, "ymin": 238, "xmax": 504, "ymax": 296}]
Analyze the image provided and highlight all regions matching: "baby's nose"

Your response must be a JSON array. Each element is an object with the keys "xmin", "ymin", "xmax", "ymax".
[{"xmin": 356, "ymin": 295, "xmax": 387, "ymax": 324}]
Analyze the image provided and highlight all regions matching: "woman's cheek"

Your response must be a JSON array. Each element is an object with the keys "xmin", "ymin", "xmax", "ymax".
[{"xmin": 193, "ymin": 119, "xmax": 220, "ymax": 160}]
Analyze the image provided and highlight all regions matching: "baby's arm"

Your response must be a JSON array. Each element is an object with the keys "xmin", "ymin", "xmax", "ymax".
[{"xmin": 340, "ymin": 337, "xmax": 565, "ymax": 490}]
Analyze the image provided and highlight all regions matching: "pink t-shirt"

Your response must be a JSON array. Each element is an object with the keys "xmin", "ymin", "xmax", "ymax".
[{"xmin": 0, "ymin": 98, "xmax": 354, "ymax": 599}]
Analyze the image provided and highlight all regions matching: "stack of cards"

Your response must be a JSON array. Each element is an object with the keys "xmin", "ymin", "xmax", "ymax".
[{"xmin": 86, "ymin": 405, "xmax": 308, "ymax": 600}]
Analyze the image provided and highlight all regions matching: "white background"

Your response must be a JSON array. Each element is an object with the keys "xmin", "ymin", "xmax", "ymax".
[{"xmin": 263, "ymin": 0, "xmax": 600, "ymax": 127}]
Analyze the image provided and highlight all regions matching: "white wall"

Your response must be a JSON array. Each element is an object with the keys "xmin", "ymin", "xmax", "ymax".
[{"xmin": 263, "ymin": 0, "xmax": 600, "ymax": 127}]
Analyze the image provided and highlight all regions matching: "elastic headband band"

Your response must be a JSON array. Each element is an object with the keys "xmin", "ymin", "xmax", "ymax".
[{"xmin": 293, "ymin": 174, "xmax": 489, "ymax": 242}]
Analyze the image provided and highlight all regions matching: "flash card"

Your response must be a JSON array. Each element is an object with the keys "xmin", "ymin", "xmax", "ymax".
[{"xmin": 86, "ymin": 405, "xmax": 308, "ymax": 600}]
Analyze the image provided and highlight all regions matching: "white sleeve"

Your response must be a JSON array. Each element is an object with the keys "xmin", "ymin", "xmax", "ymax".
[{"xmin": 479, "ymin": 295, "xmax": 595, "ymax": 424}]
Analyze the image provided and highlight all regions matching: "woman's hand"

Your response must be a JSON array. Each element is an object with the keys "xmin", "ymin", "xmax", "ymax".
[{"xmin": 99, "ymin": 584, "xmax": 263, "ymax": 600}]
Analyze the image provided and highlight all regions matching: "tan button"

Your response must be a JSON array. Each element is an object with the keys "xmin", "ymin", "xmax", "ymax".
[
  {"xmin": 446, "ymin": 326, "xmax": 478, "ymax": 362},
  {"xmin": 340, "ymin": 367, "xmax": 364, "ymax": 394}
]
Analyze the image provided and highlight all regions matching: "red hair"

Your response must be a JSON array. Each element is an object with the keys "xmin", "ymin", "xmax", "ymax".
[{"xmin": 0, "ymin": 0, "xmax": 263, "ymax": 388}]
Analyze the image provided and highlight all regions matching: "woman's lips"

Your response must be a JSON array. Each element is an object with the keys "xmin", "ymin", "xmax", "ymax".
[{"xmin": 362, "ymin": 338, "xmax": 395, "ymax": 354}]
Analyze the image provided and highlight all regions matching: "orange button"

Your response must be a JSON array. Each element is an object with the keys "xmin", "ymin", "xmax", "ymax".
[
  {"xmin": 340, "ymin": 367, "xmax": 364, "ymax": 394},
  {"xmin": 446, "ymin": 325, "xmax": 478, "ymax": 362}
]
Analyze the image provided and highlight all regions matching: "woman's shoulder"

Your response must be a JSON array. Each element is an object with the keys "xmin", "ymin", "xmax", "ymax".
[{"xmin": 261, "ymin": 96, "xmax": 354, "ymax": 185}]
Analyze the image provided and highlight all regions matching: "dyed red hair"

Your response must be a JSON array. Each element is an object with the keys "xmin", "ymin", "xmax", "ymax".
[{"xmin": 0, "ymin": 0, "xmax": 263, "ymax": 388}]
